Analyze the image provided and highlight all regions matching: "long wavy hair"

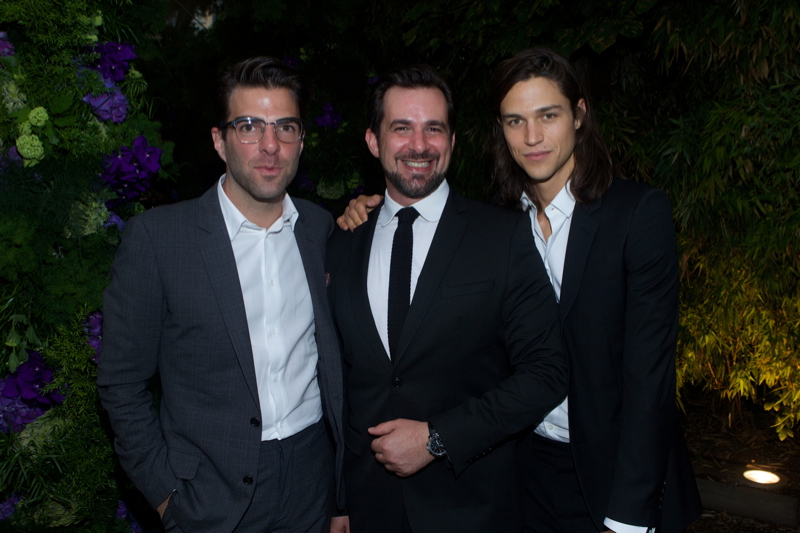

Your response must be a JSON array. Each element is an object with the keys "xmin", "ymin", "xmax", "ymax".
[{"xmin": 488, "ymin": 48, "xmax": 612, "ymax": 210}]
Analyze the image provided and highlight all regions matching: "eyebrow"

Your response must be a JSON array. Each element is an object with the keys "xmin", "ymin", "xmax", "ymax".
[
  {"xmin": 387, "ymin": 119, "xmax": 448, "ymax": 130},
  {"xmin": 501, "ymin": 105, "xmax": 564, "ymax": 119}
]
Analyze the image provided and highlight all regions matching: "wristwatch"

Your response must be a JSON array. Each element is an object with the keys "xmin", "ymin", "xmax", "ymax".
[{"xmin": 426, "ymin": 422, "xmax": 447, "ymax": 458}]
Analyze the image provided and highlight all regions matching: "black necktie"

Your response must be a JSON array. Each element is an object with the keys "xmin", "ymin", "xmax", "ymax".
[{"xmin": 387, "ymin": 207, "xmax": 420, "ymax": 361}]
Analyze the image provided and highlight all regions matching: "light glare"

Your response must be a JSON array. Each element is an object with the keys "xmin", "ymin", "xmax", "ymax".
[{"xmin": 743, "ymin": 470, "xmax": 781, "ymax": 484}]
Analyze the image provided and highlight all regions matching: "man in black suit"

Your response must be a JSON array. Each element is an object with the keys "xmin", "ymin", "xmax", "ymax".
[
  {"xmin": 97, "ymin": 57, "xmax": 345, "ymax": 532},
  {"xmin": 327, "ymin": 65, "xmax": 568, "ymax": 533},
  {"xmin": 339, "ymin": 50, "xmax": 702, "ymax": 533},
  {"xmin": 487, "ymin": 48, "xmax": 701, "ymax": 533}
]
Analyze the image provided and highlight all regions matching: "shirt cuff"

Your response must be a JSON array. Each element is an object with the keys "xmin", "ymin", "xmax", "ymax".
[{"xmin": 603, "ymin": 517, "xmax": 654, "ymax": 533}]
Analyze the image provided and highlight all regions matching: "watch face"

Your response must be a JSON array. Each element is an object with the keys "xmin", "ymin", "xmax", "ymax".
[{"xmin": 427, "ymin": 435, "xmax": 447, "ymax": 457}]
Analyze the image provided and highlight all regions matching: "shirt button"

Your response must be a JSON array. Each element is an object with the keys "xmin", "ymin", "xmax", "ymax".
[
  {"xmin": 250, "ymin": 417, "xmax": 261, "ymax": 427},
  {"xmin": 392, "ymin": 377, "xmax": 403, "ymax": 388},
  {"xmin": 547, "ymin": 424, "xmax": 554, "ymax": 430},
  {"xmin": 270, "ymin": 327, "xmax": 277, "ymax": 335},
  {"xmin": 243, "ymin": 476, "xmax": 253, "ymax": 485},
  {"xmin": 269, "ymin": 279, "xmax": 275, "ymax": 286}
]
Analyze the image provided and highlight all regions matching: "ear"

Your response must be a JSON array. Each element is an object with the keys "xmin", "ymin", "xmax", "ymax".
[
  {"xmin": 211, "ymin": 127, "xmax": 227, "ymax": 163},
  {"xmin": 574, "ymin": 99, "xmax": 587, "ymax": 130},
  {"xmin": 365, "ymin": 128, "xmax": 380, "ymax": 158},
  {"xmin": 450, "ymin": 131, "xmax": 456, "ymax": 150}
]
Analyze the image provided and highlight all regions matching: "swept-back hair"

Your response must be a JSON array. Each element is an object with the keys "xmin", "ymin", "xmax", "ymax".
[
  {"xmin": 488, "ymin": 48, "xmax": 612, "ymax": 210},
  {"xmin": 218, "ymin": 56, "xmax": 312, "ymax": 139},
  {"xmin": 367, "ymin": 64, "xmax": 456, "ymax": 137}
]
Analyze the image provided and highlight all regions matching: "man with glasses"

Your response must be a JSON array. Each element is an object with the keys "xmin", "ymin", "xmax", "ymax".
[{"xmin": 98, "ymin": 57, "xmax": 345, "ymax": 533}]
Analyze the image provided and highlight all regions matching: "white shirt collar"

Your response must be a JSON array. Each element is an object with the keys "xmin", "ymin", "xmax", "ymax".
[
  {"xmin": 520, "ymin": 181, "xmax": 576, "ymax": 217},
  {"xmin": 217, "ymin": 174, "xmax": 299, "ymax": 240},
  {"xmin": 377, "ymin": 179, "xmax": 450, "ymax": 227}
]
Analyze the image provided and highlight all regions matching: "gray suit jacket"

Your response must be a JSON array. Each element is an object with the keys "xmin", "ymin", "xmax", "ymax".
[{"xmin": 97, "ymin": 185, "xmax": 344, "ymax": 532}]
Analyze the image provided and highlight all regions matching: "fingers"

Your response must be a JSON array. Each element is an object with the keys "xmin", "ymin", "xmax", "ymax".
[{"xmin": 367, "ymin": 420, "xmax": 396, "ymax": 436}]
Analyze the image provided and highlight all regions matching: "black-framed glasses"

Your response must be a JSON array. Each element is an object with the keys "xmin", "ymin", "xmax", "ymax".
[{"xmin": 222, "ymin": 117, "xmax": 304, "ymax": 144}]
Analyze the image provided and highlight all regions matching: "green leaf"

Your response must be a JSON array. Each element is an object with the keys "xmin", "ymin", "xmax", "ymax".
[
  {"xmin": 53, "ymin": 115, "xmax": 79, "ymax": 127},
  {"xmin": 5, "ymin": 328, "xmax": 21, "ymax": 347},
  {"xmin": 50, "ymin": 94, "xmax": 73, "ymax": 114}
]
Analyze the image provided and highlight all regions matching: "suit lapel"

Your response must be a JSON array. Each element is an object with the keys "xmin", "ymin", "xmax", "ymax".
[
  {"xmin": 350, "ymin": 209, "xmax": 394, "ymax": 372},
  {"xmin": 560, "ymin": 197, "xmax": 601, "ymax": 323},
  {"xmin": 395, "ymin": 191, "xmax": 467, "ymax": 363},
  {"xmin": 195, "ymin": 188, "xmax": 261, "ymax": 408}
]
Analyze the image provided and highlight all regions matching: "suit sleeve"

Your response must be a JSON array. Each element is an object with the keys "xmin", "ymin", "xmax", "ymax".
[
  {"xmin": 96, "ymin": 215, "xmax": 176, "ymax": 509},
  {"xmin": 605, "ymin": 188, "xmax": 679, "ymax": 525},
  {"xmin": 430, "ymin": 214, "xmax": 568, "ymax": 475}
]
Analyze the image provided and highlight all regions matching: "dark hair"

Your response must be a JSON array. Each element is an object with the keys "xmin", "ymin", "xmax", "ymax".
[
  {"xmin": 218, "ymin": 56, "xmax": 312, "ymax": 139},
  {"xmin": 367, "ymin": 65, "xmax": 456, "ymax": 138},
  {"xmin": 488, "ymin": 48, "xmax": 612, "ymax": 210}
]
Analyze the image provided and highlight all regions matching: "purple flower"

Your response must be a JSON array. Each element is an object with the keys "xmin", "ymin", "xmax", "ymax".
[
  {"xmin": 100, "ymin": 136, "xmax": 161, "ymax": 201},
  {"xmin": 131, "ymin": 135, "xmax": 162, "ymax": 174},
  {"xmin": 103, "ymin": 212, "xmax": 126, "ymax": 232},
  {"xmin": 0, "ymin": 377, "xmax": 46, "ymax": 434},
  {"xmin": 314, "ymin": 102, "xmax": 342, "ymax": 129},
  {"xmin": 0, "ymin": 32, "xmax": 14, "ymax": 58},
  {"xmin": 0, "ymin": 493, "xmax": 21, "ymax": 520},
  {"xmin": 83, "ymin": 83, "xmax": 128, "ymax": 123},
  {"xmin": 83, "ymin": 311, "xmax": 103, "ymax": 362},
  {"xmin": 367, "ymin": 76, "xmax": 380, "ymax": 85},
  {"xmin": 2, "ymin": 351, "xmax": 65, "ymax": 413},
  {"xmin": 115, "ymin": 501, "xmax": 128, "ymax": 520},
  {"xmin": 91, "ymin": 42, "xmax": 136, "ymax": 83},
  {"xmin": 282, "ymin": 56, "xmax": 303, "ymax": 69}
]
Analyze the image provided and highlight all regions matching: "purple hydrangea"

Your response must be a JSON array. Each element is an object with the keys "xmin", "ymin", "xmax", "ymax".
[
  {"xmin": 314, "ymin": 102, "xmax": 342, "ymax": 129},
  {"xmin": 0, "ymin": 32, "xmax": 14, "ymax": 58},
  {"xmin": 82, "ymin": 81, "xmax": 128, "ymax": 123},
  {"xmin": 2, "ymin": 351, "xmax": 65, "ymax": 408},
  {"xmin": 100, "ymin": 136, "xmax": 162, "ymax": 201},
  {"xmin": 83, "ymin": 311, "xmax": 103, "ymax": 362},
  {"xmin": 367, "ymin": 76, "xmax": 380, "ymax": 85},
  {"xmin": 0, "ymin": 493, "xmax": 21, "ymax": 521},
  {"xmin": 90, "ymin": 42, "xmax": 136, "ymax": 83}
]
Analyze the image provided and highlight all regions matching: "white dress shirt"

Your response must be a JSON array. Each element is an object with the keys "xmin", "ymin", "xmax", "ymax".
[
  {"xmin": 367, "ymin": 180, "xmax": 450, "ymax": 357},
  {"xmin": 523, "ymin": 183, "xmax": 652, "ymax": 533},
  {"xmin": 218, "ymin": 176, "xmax": 322, "ymax": 441}
]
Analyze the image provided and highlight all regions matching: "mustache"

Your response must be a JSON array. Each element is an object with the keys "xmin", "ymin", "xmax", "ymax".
[{"xmin": 396, "ymin": 150, "xmax": 440, "ymax": 161}]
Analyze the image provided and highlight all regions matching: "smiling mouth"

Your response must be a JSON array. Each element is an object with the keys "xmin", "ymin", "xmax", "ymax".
[{"xmin": 404, "ymin": 160, "xmax": 431, "ymax": 168}]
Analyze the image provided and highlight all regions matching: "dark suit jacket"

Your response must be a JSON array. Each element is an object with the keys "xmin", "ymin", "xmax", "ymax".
[
  {"xmin": 97, "ymin": 186, "xmax": 344, "ymax": 532},
  {"xmin": 558, "ymin": 178, "xmax": 701, "ymax": 531},
  {"xmin": 327, "ymin": 189, "xmax": 568, "ymax": 533}
]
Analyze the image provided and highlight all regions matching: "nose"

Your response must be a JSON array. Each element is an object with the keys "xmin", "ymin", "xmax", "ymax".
[
  {"xmin": 409, "ymin": 128, "xmax": 429, "ymax": 153},
  {"xmin": 259, "ymin": 126, "xmax": 280, "ymax": 155},
  {"xmin": 524, "ymin": 122, "xmax": 543, "ymax": 146}
]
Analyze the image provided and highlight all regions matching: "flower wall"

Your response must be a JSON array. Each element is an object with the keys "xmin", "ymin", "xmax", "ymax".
[{"xmin": 0, "ymin": 0, "xmax": 172, "ymax": 530}]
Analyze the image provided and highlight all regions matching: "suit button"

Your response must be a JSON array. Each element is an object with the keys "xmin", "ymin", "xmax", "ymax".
[
  {"xmin": 250, "ymin": 417, "xmax": 261, "ymax": 427},
  {"xmin": 392, "ymin": 377, "xmax": 403, "ymax": 388},
  {"xmin": 243, "ymin": 476, "xmax": 253, "ymax": 485}
]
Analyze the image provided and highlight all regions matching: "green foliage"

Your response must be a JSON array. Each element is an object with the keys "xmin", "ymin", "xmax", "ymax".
[{"xmin": 1, "ymin": 316, "xmax": 119, "ymax": 531}]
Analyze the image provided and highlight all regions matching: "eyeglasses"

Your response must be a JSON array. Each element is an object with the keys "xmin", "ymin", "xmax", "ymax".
[{"xmin": 222, "ymin": 117, "xmax": 304, "ymax": 144}]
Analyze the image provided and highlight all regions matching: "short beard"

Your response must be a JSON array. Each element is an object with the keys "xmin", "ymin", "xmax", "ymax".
[
  {"xmin": 385, "ymin": 169, "xmax": 446, "ymax": 199},
  {"xmin": 383, "ymin": 150, "xmax": 447, "ymax": 199}
]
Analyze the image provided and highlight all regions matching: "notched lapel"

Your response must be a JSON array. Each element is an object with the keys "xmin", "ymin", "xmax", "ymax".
[
  {"xmin": 349, "ymin": 212, "xmax": 394, "ymax": 372},
  {"xmin": 560, "ymin": 198, "xmax": 600, "ymax": 323},
  {"xmin": 395, "ymin": 192, "xmax": 467, "ymax": 363},
  {"xmin": 196, "ymin": 192, "xmax": 261, "ymax": 408}
]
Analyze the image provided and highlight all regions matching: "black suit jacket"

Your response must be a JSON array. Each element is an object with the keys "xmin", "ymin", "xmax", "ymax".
[
  {"xmin": 557, "ymin": 178, "xmax": 701, "ymax": 530},
  {"xmin": 327, "ymin": 189, "xmax": 568, "ymax": 533},
  {"xmin": 97, "ymin": 186, "xmax": 345, "ymax": 532}
]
